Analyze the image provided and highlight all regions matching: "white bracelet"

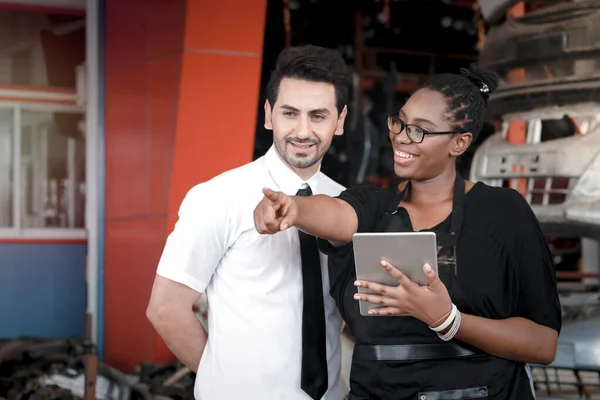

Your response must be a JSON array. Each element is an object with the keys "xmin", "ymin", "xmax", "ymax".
[
  {"xmin": 429, "ymin": 304, "xmax": 457, "ymax": 332},
  {"xmin": 438, "ymin": 309, "xmax": 462, "ymax": 342}
]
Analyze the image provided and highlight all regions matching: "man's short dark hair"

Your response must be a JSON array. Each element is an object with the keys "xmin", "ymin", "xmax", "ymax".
[{"xmin": 266, "ymin": 45, "xmax": 350, "ymax": 115}]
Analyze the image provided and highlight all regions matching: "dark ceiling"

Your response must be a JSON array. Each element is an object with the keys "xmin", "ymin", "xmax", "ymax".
[
  {"xmin": 287, "ymin": 0, "xmax": 481, "ymax": 55},
  {"xmin": 254, "ymin": 0, "xmax": 487, "ymax": 159}
]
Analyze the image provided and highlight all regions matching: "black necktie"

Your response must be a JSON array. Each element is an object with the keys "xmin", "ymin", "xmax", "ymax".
[{"xmin": 296, "ymin": 184, "xmax": 328, "ymax": 400}]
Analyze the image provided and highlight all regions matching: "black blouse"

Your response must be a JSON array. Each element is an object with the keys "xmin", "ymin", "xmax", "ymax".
[{"xmin": 318, "ymin": 182, "xmax": 562, "ymax": 400}]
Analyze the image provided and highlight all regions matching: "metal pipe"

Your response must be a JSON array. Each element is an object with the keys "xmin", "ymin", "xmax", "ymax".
[
  {"xmin": 163, "ymin": 366, "xmax": 191, "ymax": 387},
  {"xmin": 282, "ymin": 0, "xmax": 291, "ymax": 47}
]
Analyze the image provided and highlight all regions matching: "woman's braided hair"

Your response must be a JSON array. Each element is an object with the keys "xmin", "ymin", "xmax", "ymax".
[{"xmin": 421, "ymin": 64, "xmax": 500, "ymax": 141}]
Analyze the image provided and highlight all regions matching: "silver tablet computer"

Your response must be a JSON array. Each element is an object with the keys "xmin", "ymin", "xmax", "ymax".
[{"xmin": 352, "ymin": 231, "xmax": 438, "ymax": 316}]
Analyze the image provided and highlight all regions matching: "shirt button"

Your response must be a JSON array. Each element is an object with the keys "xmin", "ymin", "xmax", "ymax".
[
  {"xmin": 479, "ymin": 388, "xmax": 488, "ymax": 396},
  {"xmin": 419, "ymin": 395, "xmax": 427, "ymax": 400}
]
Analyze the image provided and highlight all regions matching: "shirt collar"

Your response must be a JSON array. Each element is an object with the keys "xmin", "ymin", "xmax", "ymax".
[{"xmin": 265, "ymin": 145, "xmax": 322, "ymax": 196}]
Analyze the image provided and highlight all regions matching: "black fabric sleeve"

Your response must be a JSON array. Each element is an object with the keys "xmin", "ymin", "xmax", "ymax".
[
  {"xmin": 320, "ymin": 238, "xmax": 355, "ymax": 311},
  {"xmin": 502, "ymin": 189, "xmax": 562, "ymax": 333},
  {"xmin": 337, "ymin": 184, "xmax": 395, "ymax": 233},
  {"xmin": 318, "ymin": 184, "xmax": 393, "ymax": 256},
  {"xmin": 318, "ymin": 185, "xmax": 395, "ymax": 306}
]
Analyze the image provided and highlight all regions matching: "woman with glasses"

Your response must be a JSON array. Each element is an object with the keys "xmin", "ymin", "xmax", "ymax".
[{"xmin": 253, "ymin": 65, "xmax": 561, "ymax": 400}]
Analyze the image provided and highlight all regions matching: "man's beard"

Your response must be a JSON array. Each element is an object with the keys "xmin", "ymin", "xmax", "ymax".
[{"xmin": 274, "ymin": 136, "xmax": 323, "ymax": 169}]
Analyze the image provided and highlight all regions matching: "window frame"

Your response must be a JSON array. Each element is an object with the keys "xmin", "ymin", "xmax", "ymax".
[{"xmin": 0, "ymin": 99, "xmax": 85, "ymax": 239}]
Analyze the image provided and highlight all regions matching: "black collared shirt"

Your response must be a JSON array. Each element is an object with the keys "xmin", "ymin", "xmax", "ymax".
[{"xmin": 318, "ymin": 182, "xmax": 562, "ymax": 400}]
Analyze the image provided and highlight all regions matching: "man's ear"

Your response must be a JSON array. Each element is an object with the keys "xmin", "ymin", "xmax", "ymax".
[
  {"xmin": 334, "ymin": 105, "xmax": 348, "ymax": 136},
  {"xmin": 264, "ymin": 100, "xmax": 273, "ymax": 130},
  {"xmin": 450, "ymin": 132, "xmax": 473, "ymax": 157}
]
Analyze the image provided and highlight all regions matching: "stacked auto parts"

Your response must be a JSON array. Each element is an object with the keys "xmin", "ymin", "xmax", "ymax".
[
  {"xmin": 472, "ymin": 0, "xmax": 600, "ymax": 243},
  {"xmin": 0, "ymin": 339, "xmax": 194, "ymax": 400},
  {"xmin": 472, "ymin": 1, "xmax": 600, "ymax": 398}
]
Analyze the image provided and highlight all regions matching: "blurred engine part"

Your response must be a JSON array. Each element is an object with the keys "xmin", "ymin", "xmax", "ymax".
[
  {"xmin": 476, "ymin": 0, "xmax": 522, "ymax": 23},
  {"xmin": 0, "ymin": 339, "xmax": 194, "ymax": 400},
  {"xmin": 479, "ymin": 0, "xmax": 600, "ymax": 117}
]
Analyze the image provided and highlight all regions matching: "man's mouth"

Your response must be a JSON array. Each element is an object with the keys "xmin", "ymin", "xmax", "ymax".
[{"xmin": 290, "ymin": 142, "xmax": 315, "ymax": 149}]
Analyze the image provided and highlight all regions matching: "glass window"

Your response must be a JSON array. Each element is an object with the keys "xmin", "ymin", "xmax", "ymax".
[
  {"xmin": 20, "ymin": 110, "xmax": 85, "ymax": 229},
  {"xmin": 0, "ymin": 10, "xmax": 85, "ymax": 88},
  {"xmin": 0, "ymin": 108, "xmax": 13, "ymax": 228}
]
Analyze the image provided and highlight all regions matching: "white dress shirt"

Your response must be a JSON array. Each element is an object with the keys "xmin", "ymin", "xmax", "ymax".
[{"xmin": 156, "ymin": 145, "xmax": 346, "ymax": 400}]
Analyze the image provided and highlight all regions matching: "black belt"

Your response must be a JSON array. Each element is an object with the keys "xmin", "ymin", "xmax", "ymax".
[
  {"xmin": 347, "ymin": 395, "xmax": 369, "ymax": 400},
  {"xmin": 352, "ymin": 343, "xmax": 478, "ymax": 361}
]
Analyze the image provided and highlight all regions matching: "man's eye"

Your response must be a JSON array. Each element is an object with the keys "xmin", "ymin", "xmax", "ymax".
[{"xmin": 311, "ymin": 114, "xmax": 325, "ymax": 121}]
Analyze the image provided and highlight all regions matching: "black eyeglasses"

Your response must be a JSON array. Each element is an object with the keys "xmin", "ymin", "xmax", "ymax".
[{"xmin": 386, "ymin": 113, "xmax": 464, "ymax": 144}]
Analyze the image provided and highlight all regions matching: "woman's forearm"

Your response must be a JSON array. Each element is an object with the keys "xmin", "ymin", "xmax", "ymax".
[
  {"xmin": 456, "ymin": 314, "xmax": 558, "ymax": 365},
  {"xmin": 294, "ymin": 195, "xmax": 358, "ymax": 244}
]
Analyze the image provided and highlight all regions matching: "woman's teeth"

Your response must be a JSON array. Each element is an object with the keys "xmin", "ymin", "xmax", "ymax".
[{"xmin": 395, "ymin": 151, "xmax": 415, "ymax": 159}]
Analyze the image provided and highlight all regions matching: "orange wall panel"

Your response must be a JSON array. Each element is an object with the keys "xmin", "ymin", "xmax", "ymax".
[
  {"xmin": 104, "ymin": 217, "xmax": 168, "ymax": 371},
  {"xmin": 104, "ymin": 64, "xmax": 150, "ymax": 220},
  {"xmin": 168, "ymin": 51, "xmax": 262, "ymax": 215},
  {"xmin": 104, "ymin": 0, "xmax": 146, "ymax": 70},
  {"xmin": 103, "ymin": 0, "xmax": 266, "ymax": 372},
  {"xmin": 104, "ymin": 0, "xmax": 186, "ymax": 372},
  {"xmin": 185, "ymin": 0, "xmax": 267, "ymax": 53},
  {"xmin": 147, "ymin": 54, "xmax": 183, "ymax": 216},
  {"xmin": 146, "ymin": 0, "xmax": 186, "ymax": 58}
]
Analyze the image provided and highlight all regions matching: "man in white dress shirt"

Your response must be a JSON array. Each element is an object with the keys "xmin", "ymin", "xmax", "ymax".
[{"xmin": 146, "ymin": 45, "xmax": 350, "ymax": 400}]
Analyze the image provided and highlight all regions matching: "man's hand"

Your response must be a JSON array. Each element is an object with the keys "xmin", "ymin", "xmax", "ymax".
[{"xmin": 254, "ymin": 188, "xmax": 298, "ymax": 234}]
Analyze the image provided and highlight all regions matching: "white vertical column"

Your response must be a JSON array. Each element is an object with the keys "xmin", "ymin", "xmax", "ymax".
[
  {"xmin": 85, "ymin": 0, "xmax": 100, "ymax": 345},
  {"xmin": 40, "ymin": 127, "xmax": 48, "ymax": 227},
  {"xmin": 0, "ymin": 110, "xmax": 12, "ymax": 227},
  {"xmin": 67, "ymin": 137, "xmax": 76, "ymax": 228},
  {"xmin": 581, "ymin": 238, "xmax": 600, "ymax": 284},
  {"xmin": 13, "ymin": 105, "xmax": 21, "ymax": 233}
]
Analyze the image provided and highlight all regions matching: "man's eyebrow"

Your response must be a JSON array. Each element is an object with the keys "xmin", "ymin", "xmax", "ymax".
[
  {"xmin": 280, "ymin": 104, "xmax": 299, "ymax": 112},
  {"xmin": 280, "ymin": 105, "xmax": 331, "ymax": 114}
]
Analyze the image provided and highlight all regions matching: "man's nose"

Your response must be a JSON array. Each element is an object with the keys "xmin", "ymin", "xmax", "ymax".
[{"xmin": 296, "ymin": 116, "xmax": 311, "ymax": 139}]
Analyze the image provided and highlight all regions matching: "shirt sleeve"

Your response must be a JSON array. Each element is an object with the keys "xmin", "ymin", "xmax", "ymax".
[
  {"xmin": 156, "ymin": 184, "xmax": 230, "ymax": 293},
  {"xmin": 503, "ymin": 190, "xmax": 562, "ymax": 333},
  {"xmin": 337, "ymin": 184, "xmax": 395, "ymax": 233},
  {"xmin": 318, "ymin": 185, "xmax": 396, "ymax": 307},
  {"xmin": 317, "ymin": 184, "xmax": 393, "ymax": 256}
]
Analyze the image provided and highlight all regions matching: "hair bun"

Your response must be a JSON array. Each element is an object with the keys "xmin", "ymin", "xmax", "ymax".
[{"xmin": 460, "ymin": 64, "xmax": 500, "ymax": 100}]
